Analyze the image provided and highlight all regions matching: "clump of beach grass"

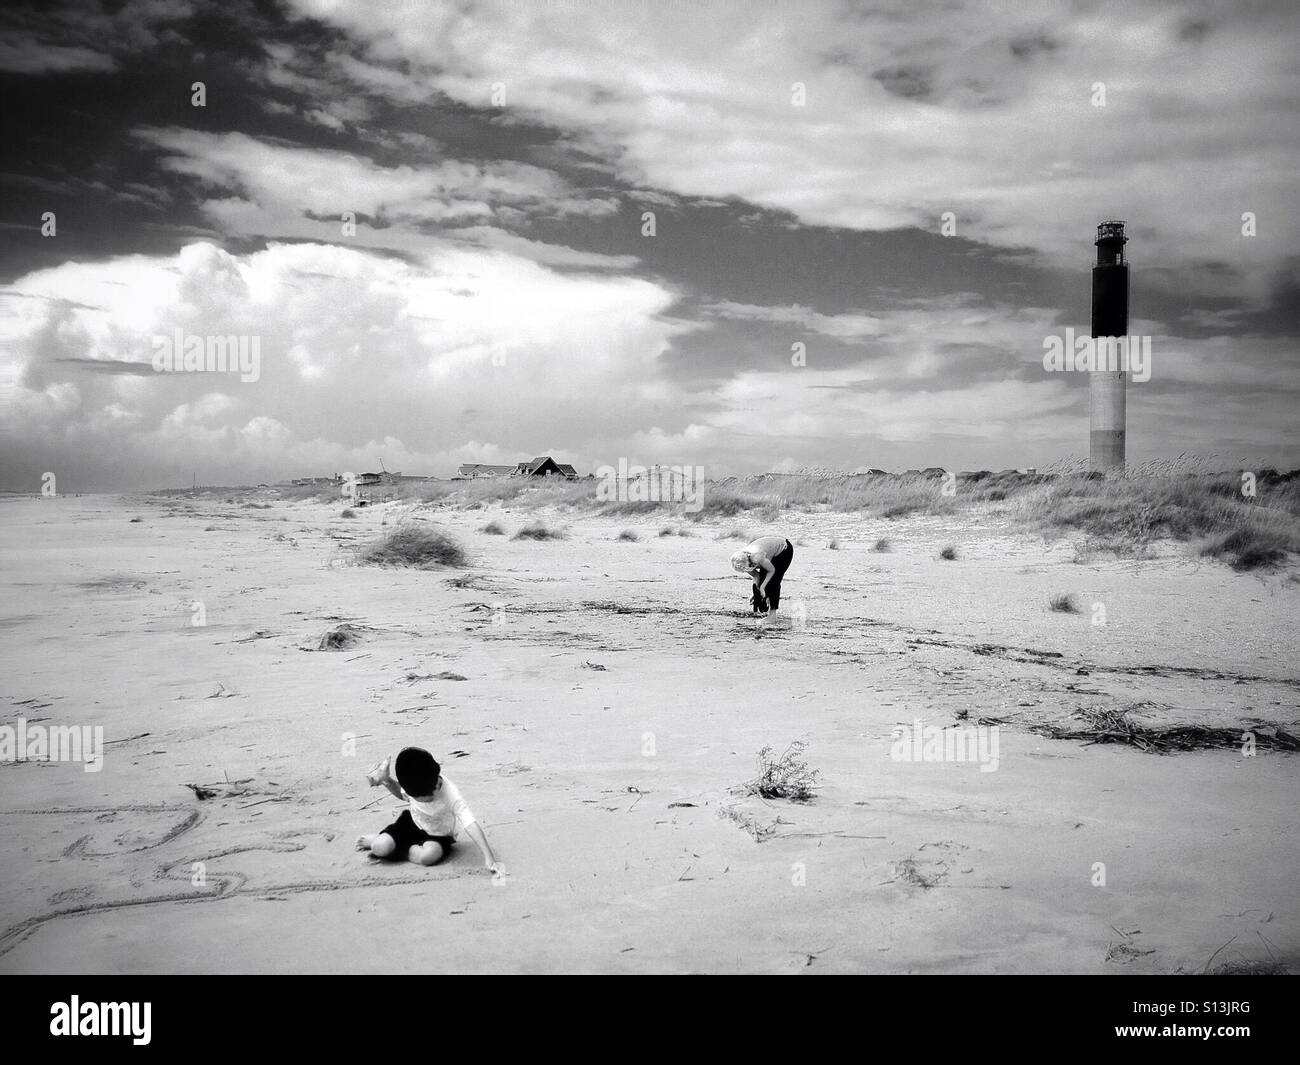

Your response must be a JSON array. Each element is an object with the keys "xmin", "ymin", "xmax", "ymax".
[
  {"xmin": 939, "ymin": 544, "xmax": 958, "ymax": 561},
  {"xmin": 340, "ymin": 508, "xmax": 356, "ymax": 518},
  {"xmin": 480, "ymin": 520, "xmax": 506, "ymax": 535},
  {"xmin": 617, "ymin": 529, "xmax": 640, "ymax": 542},
  {"xmin": 1049, "ymin": 593, "xmax": 1080, "ymax": 613},
  {"xmin": 358, "ymin": 522, "xmax": 467, "ymax": 568},
  {"xmin": 512, "ymin": 521, "xmax": 565, "ymax": 541},
  {"xmin": 871, "ymin": 537, "xmax": 891, "ymax": 553},
  {"xmin": 740, "ymin": 742, "xmax": 820, "ymax": 803},
  {"xmin": 1199, "ymin": 526, "xmax": 1289, "ymax": 571}
]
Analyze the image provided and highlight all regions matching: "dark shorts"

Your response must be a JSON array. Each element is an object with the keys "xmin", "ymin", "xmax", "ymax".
[{"xmin": 379, "ymin": 810, "xmax": 456, "ymax": 858}]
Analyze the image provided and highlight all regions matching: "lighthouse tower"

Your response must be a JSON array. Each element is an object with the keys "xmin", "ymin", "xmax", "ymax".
[{"xmin": 1089, "ymin": 220, "xmax": 1128, "ymax": 471}]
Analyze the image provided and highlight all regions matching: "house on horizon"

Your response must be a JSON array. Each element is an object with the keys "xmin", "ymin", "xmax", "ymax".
[
  {"xmin": 457, "ymin": 463, "xmax": 517, "ymax": 479},
  {"xmin": 515, "ymin": 456, "xmax": 577, "ymax": 479},
  {"xmin": 458, "ymin": 457, "xmax": 578, "ymax": 480},
  {"xmin": 342, "ymin": 470, "xmax": 403, "ymax": 505}
]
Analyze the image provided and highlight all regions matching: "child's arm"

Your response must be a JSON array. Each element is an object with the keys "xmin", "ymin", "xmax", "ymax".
[
  {"xmin": 462, "ymin": 821, "xmax": 502, "ymax": 874},
  {"xmin": 366, "ymin": 757, "xmax": 405, "ymax": 800},
  {"xmin": 448, "ymin": 783, "xmax": 502, "ymax": 875},
  {"xmin": 754, "ymin": 556, "xmax": 775, "ymax": 597}
]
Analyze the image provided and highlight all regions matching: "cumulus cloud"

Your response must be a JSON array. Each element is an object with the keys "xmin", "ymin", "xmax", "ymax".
[{"xmin": 0, "ymin": 239, "xmax": 688, "ymax": 489}]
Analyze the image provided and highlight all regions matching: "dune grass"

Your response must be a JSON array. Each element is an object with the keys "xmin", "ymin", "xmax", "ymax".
[
  {"xmin": 376, "ymin": 461, "xmax": 1296, "ymax": 572},
  {"xmin": 1022, "ymin": 467, "xmax": 1300, "ymax": 571},
  {"xmin": 1049, "ymin": 593, "xmax": 1080, "ymax": 613},
  {"xmin": 739, "ymin": 742, "xmax": 820, "ymax": 803},
  {"xmin": 1198, "ymin": 526, "xmax": 1290, "ymax": 571},
  {"xmin": 513, "ymin": 521, "xmax": 565, "ymax": 541},
  {"xmin": 480, "ymin": 520, "xmax": 506, "ymax": 535},
  {"xmin": 413, "ymin": 477, "xmax": 595, "ymax": 510},
  {"xmin": 273, "ymin": 484, "xmax": 333, "ymax": 502},
  {"xmin": 939, "ymin": 544, "xmax": 958, "ymax": 561},
  {"xmin": 357, "ymin": 522, "xmax": 467, "ymax": 568},
  {"xmin": 617, "ymin": 529, "xmax": 640, "ymax": 542}
]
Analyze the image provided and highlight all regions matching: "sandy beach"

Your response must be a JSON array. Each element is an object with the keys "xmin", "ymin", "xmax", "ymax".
[{"xmin": 0, "ymin": 491, "xmax": 1294, "ymax": 974}]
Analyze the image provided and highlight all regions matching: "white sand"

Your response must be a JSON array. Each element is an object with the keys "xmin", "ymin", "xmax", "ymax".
[{"xmin": 0, "ymin": 492, "xmax": 1295, "ymax": 973}]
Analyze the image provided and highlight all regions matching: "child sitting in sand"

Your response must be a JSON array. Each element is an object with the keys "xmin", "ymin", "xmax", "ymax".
[{"xmin": 356, "ymin": 746, "xmax": 503, "ymax": 876}]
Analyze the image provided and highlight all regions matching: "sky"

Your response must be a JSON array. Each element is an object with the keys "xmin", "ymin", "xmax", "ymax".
[{"xmin": 0, "ymin": 0, "xmax": 1296, "ymax": 490}]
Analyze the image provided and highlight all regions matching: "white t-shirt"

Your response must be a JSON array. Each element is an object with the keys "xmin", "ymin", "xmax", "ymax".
[
  {"xmin": 745, "ymin": 536, "xmax": 788, "ymax": 565},
  {"xmin": 405, "ymin": 777, "xmax": 477, "ymax": 837}
]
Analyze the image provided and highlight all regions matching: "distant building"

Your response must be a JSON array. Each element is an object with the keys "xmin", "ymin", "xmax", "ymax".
[
  {"xmin": 457, "ymin": 464, "xmax": 517, "ymax": 479},
  {"xmin": 514, "ymin": 456, "xmax": 576, "ymax": 478},
  {"xmin": 339, "ymin": 471, "xmax": 397, "ymax": 505},
  {"xmin": 456, "ymin": 457, "xmax": 579, "ymax": 480}
]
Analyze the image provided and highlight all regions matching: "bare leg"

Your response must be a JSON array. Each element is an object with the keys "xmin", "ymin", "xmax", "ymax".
[
  {"xmin": 408, "ymin": 841, "xmax": 446, "ymax": 866},
  {"xmin": 356, "ymin": 832, "xmax": 397, "ymax": 858}
]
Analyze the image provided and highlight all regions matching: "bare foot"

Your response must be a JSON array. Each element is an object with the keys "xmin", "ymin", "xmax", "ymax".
[{"xmin": 355, "ymin": 835, "xmax": 374, "ymax": 852}]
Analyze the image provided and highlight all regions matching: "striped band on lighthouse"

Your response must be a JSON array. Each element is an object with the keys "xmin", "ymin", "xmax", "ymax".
[{"xmin": 1090, "ymin": 220, "xmax": 1129, "ymax": 472}]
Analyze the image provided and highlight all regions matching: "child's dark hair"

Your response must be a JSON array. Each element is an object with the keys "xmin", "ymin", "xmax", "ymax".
[{"xmin": 394, "ymin": 747, "xmax": 441, "ymax": 797}]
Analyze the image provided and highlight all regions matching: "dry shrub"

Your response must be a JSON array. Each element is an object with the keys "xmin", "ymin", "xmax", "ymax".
[
  {"xmin": 513, "ymin": 521, "xmax": 565, "ymax": 541},
  {"xmin": 740, "ymin": 742, "xmax": 820, "ymax": 802},
  {"xmin": 358, "ymin": 523, "xmax": 467, "ymax": 568}
]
